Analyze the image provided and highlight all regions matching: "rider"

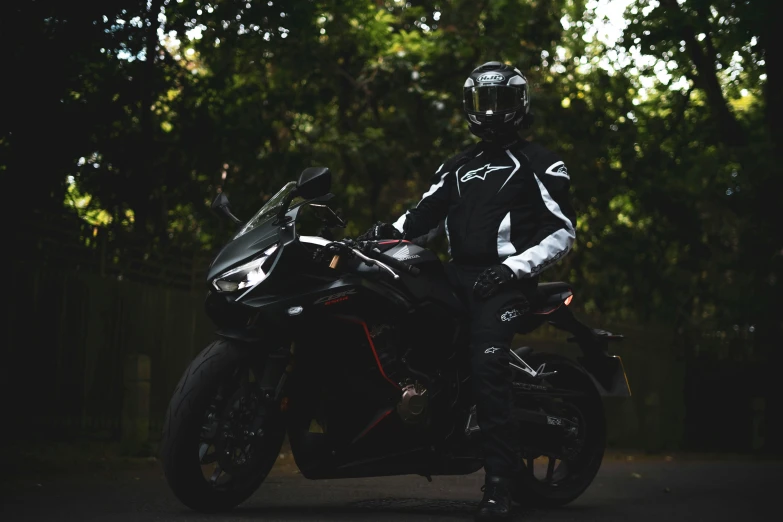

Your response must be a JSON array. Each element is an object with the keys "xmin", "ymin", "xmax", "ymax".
[{"xmin": 361, "ymin": 61, "xmax": 577, "ymax": 521}]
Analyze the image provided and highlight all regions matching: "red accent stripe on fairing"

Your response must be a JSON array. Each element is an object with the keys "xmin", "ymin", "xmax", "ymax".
[
  {"xmin": 377, "ymin": 240, "xmax": 410, "ymax": 245},
  {"xmin": 341, "ymin": 318, "xmax": 401, "ymax": 390},
  {"xmin": 353, "ymin": 408, "xmax": 394, "ymax": 443}
]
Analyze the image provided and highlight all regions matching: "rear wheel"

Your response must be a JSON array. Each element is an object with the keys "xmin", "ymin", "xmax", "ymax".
[
  {"xmin": 161, "ymin": 339, "xmax": 286, "ymax": 512},
  {"xmin": 512, "ymin": 354, "xmax": 605, "ymax": 507}
]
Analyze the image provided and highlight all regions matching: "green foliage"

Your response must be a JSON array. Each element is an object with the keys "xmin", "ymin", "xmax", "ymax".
[{"xmin": 3, "ymin": 0, "xmax": 780, "ymax": 353}]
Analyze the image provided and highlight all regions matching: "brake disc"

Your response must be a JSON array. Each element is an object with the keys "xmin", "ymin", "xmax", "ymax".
[{"xmin": 215, "ymin": 386, "xmax": 264, "ymax": 474}]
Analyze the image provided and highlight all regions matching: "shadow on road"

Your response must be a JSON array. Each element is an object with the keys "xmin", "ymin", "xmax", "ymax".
[{"xmin": 215, "ymin": 497, "xmax": 602, "ymax": 520}]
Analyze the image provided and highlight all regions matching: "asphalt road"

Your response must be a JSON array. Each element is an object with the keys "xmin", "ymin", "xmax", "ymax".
[{"xmin": 3, "ymin": 456, "xmax": 781, "ymax": 521}]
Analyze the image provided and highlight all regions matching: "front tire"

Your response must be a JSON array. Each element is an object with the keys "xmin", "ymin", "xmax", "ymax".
[
  {"xmin": 512, "ymin": 353, "xmax": 606, "ymax": 507},
  {"xmin": 161, "ymin": 339, "xmax": 286, "ymax": 512}
]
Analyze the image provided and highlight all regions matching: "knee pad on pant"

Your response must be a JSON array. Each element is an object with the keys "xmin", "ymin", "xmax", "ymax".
[{"xmin": 470, "ymin": 343, "xmax": 512, "ymax": 381}]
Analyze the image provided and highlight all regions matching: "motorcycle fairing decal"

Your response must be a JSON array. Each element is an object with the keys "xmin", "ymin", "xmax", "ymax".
[
  {"xmin": 324, "ymin": 296, "xmax": 350, "ymax": 306},
  {"xmin": 378, "ymin": 240, "xmax": 410, "ymax": 245},
  {"xmin": 340, "ymin": 318, "xmax": 401, "ymax": 391},
  {"xmin": 391, "ymin": 245, "xmax": 420, "ymax": 261},
  {"xmin": 351, "ymin": 407, "xmax": 394, "ymax": 444},
  {"xmin": 314, "ymin": 288, "xmax": 357, "ymax": 305}
]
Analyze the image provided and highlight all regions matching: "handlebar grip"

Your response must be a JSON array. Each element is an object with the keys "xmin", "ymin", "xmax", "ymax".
[{"xmin": 374, "ymin": 251, "xmax": 421, "ymax": 276}]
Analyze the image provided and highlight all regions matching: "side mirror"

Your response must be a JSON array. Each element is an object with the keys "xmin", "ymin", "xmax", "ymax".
[
  {"xmin": 211, "ymin": 192, "xmax": 242, "ymax": 224},
  {"xmin": 297, "ymin": 167, "xmax": 331, "ymax": 200}
]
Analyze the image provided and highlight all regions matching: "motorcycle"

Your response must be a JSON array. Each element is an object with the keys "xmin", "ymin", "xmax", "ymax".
[{"xmin": 161, "ymin": 167, "xmax": 631, "ymax": 512}]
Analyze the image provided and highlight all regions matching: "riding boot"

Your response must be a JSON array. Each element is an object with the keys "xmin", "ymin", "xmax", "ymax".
[{"xmin": 475, "ymin": 474, "xmax": 512, "ymax": 521}]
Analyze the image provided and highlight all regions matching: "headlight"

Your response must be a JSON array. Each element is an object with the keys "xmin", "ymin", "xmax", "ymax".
[{"xmin": 212, "ymin": 244, "xmax": 279, "ymax": 293}]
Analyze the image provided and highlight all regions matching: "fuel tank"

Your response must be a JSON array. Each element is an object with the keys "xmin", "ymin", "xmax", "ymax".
[{"xmin": 378, "ymin": 241, "xmax": 441, "ymax": 269}]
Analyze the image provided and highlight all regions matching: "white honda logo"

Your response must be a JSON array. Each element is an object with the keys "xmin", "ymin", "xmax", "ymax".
[{"xmin": 392, "ymin": 245, "xmax": 419, "ymax": 261}]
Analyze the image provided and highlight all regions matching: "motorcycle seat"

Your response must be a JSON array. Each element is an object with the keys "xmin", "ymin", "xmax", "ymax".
[{"xmin": 535, "ymin": 281, "xmax": 572, "ymax": 308}]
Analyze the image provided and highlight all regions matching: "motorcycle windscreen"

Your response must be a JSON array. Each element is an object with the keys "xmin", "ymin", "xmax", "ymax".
[{"xmin": 207, "ymin": 219, "xmax": 281, "ymax": 282}]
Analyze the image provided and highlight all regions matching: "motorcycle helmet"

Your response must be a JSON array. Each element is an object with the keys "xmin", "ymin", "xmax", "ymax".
[{"xmin": 463, "ymin": 61, "xmax": 531, "ymax": 140}]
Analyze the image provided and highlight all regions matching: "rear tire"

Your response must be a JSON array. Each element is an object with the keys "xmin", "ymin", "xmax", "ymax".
[
  {"xmin": 512, "ymin": 353, "xmax": 606, "ymax": 507},
  {"xmin": 161, "ymin": 339, "xmax": 286, "ymax": 512}
]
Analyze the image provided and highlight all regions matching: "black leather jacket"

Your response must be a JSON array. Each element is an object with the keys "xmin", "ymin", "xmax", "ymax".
[{"xmin": 393, "ymin": 139, "xmax": 576, "ymax": 278}]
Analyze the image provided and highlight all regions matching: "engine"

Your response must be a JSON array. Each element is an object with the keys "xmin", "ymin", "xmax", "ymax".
[
  {"xmin": 368, "ymin": 322, "xmax": 431, "ymax": 425},
  {"xmin": 397, "ymin": 381, "xmax": 428, "ymax": 424}
]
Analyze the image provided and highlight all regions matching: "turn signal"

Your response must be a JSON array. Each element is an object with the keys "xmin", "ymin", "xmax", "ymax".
[{"xmin": 564, "ymin": 295, "xmax": 574, "ymax": 306}]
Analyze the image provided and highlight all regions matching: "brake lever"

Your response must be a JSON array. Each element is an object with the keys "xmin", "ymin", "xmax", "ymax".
[
  {"xmin": 314, "ymin": 239, "xmax": 399, "ymax": 280},
  {"xmin": 351, "ymin": 248, "xmax": 400, "ymax": 280}
]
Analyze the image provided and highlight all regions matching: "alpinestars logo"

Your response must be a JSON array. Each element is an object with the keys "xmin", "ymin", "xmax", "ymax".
[
  {"xmin": 460, "ymin": 164, "xmax": 512, "ymax": 183},
  {"xmin": 530, "ymin": 248, "xmax": 567, "ymax": 276},
  {"xmin": 500, "ymin": 309, "xmax": 522, "ymax": 322},
  {"xmin": 545, "ymin": 161, "xmax": 569, "ymax": 179},
  {"xmin": 392, "ymin": 245, "xmax": 419, "ymax": 261},
  {"xmin": 484, "ymin": 347, "xmax": 500, "ymax": 354}
]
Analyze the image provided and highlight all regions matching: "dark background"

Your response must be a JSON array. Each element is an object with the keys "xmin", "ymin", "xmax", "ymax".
[{"xmin": 2, "ymin": 0, "xmax": 781, "ymax": 462}]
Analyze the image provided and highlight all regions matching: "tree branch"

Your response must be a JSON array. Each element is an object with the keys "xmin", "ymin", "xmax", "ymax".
[{"xmin": 659, "ymin": 0, "xmax": 746, "ymax": 147}]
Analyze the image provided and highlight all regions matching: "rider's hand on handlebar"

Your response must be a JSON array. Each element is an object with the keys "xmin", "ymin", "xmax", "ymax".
[{"xmin": 358, "ymin": 222, "xmax": 403, "ymax": 241}]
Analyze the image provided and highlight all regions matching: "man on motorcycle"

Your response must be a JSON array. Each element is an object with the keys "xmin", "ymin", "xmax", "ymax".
[{"xmin": 361, "ymin": 61, "xmax": 577, "ymax": 521}]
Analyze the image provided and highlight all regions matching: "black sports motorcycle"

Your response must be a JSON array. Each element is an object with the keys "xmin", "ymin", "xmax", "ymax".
[{"xmin": 161, "ymin": 167, "xmax": 631, "ymax": 512}]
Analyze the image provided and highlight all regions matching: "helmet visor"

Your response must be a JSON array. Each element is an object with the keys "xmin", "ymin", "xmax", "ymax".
[{"xmin": 464, "ymin": 86, "xmax": 521, "ymax": 113}]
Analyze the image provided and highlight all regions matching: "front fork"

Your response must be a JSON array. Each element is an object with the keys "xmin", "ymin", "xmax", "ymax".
[
  {"xmin": 255, "ymin": 344, "xmax": 294, "ymax": 408},
  {"xmin": 215, "ymin": 328, "xmax": 295, "ymax": 403}
]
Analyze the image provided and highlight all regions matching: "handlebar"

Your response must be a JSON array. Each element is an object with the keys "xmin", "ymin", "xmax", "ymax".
[
  {"xmin": 314, "ymin": 239, "xmax": 421, "ymax": 279},
  {"xmin": 351, "ymin": 247, "xmax": 400, "ymax": 280}
]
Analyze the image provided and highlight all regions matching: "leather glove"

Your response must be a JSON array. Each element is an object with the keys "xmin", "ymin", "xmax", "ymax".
[
  {"xmin": 358, "ymin": 221, "xmax": 403, "ymax": 241},
  {"xmin": 474, "ymin": 264, "xmax": 516, "ymax": 300}
]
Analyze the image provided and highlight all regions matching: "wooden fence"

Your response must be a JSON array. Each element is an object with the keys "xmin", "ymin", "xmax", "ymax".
[{"xmin": 7, "ymin": 264, "xmax": 215, "ymax": 440}]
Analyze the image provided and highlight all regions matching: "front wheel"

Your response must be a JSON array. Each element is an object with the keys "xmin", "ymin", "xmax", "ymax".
[
  {"xmin": 161, "ymin": 339, "xmax": 286, "ymax": 512},
  {"xmin": 512, "ymin": 353, "xmax": 606, "ymax": 507}
]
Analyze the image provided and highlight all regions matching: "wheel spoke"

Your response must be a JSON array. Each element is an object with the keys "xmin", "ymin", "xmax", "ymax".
[
  {"xmin": 201, "ymin": 453, "xmax": 218, "ymax": 465},
  {"xmin": 209, "ymin": 465, "xmax": 223, "ymax": 485},
  {"xmin": 199, "ymin": 443, "xmax": 219, "ymax": 464},
  {"xmin": 546, "ymin": 456, "xmax": 556, "ymax": 482}
]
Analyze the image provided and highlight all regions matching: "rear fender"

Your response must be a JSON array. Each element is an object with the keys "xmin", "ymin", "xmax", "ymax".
[
  {"xmin": 522, "ymin": 352, "xmax": 631, "ymax": 398},
  {"xmin": 579, "ymin": 355, "xmax": 632, "ymax": 397}
]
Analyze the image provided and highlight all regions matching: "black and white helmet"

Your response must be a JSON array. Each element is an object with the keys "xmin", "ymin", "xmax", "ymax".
[{"xmin": 463, "ymin": 61, "xmax": 530, "ymax": 140}]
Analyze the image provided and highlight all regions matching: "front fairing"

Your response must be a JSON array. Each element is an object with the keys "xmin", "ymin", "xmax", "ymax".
[
  {"xmin": 207, "ymin": 216, "xmax": 283, "ymax": 282},
  {"xmin": 204, "ymin": 202, "xmax": 345, "ymax": 327},
  {"xmin": 206, "ymin": 202, "xmax": 326, "ymax": 290}
]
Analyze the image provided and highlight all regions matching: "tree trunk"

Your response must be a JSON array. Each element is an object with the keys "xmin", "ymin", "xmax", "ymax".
[
  {"xmin": 131, "ymin": 0, "xmax": 163, "ymax": 243},
  {"xmin": 659, "ymin": 0, "xmax": 747, "ymax": 147},
  {"xmin": 760, "ymin": 1, "xmax": 783, "ymax": 157}
]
